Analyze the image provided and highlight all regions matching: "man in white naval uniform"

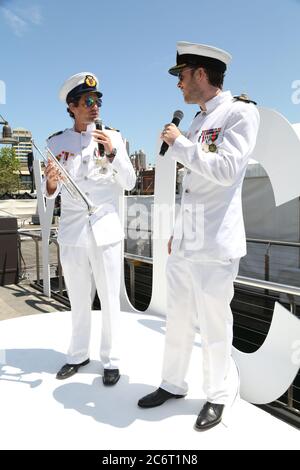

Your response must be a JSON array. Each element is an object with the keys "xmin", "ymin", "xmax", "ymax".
[
  {"xmin": 43, "ymin": 72, "xmax": 136, "ymax": 385},
  {"xmin": 138, "ymin": 43, "xmax": 260, "ymax": 430}
]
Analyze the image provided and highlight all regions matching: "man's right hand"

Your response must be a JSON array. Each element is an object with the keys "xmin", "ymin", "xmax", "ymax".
[
  {"xmin": 44, "ymin": 160, "xmax": 61, "ymax": 195},
  {"xmin": 168, "ymin": 236, "xmax": 173, "ymax": 255}
]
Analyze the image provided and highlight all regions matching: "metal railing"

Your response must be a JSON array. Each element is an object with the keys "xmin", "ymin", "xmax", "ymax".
[
  {"xmin": 19, "ymin": 230, "xmax": 41, "ymax": 283},
  {"xmin": 246, "ymin": 238, "xmax": 300, "ymax": 283},
  {"xmin": 18, "ymin": 229, "xmax": 300, "ymax": 310},
  {"xmin": 124, "ymin": 232, "xmax": 300, "ymax": 282},
  {"xmin": 19, "ymin": 229, "xmax": 64, "ymax": 295},
  {"xmin": 247, "ymin": 238, "xmax": 300, "ymax": 248}
]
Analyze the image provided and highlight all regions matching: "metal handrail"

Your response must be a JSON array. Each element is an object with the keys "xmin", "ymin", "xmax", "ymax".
[
  {"xmin": 126, "ymin": 253, "xmax": 300, "ymax": 297},
  {"xmin": 247, "ymin": 238, "xmax": 300, "ymax": 248},
  {"xmin": 245, "ymin": 237, "xmax": 300, "ymax": 288},
  {"xmin": 124, "ymin": 252, "xmax": 153, "ymax": 265},
  {"xmin": 18, "ymin": 227, "xmax": 44, "ymax": 233},
  {"xmin": 236, "ymin": 275, "xmax": 300, "ymax": 297}
]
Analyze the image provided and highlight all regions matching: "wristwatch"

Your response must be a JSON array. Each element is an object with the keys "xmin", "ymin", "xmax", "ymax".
[{"xmin": 105, "ymin": 147, "xmax": 117, "ymax": 159}]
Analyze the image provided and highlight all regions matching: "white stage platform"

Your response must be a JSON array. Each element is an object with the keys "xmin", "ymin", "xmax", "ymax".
[{"xmin": 0, "ymin": 309, "xmax": 298, "ymax": 450}]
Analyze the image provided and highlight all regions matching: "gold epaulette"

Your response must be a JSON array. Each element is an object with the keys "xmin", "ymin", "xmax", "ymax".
[
  {"xmin": 233, "ymin": 93, "xmax": 257, "ymax": 105},
  {"xmin": 47, "ymin": 130, "xmax": 63, "ymax": 140},
  {"xmin": 104, "ymin": 125, "xmax": 120, "ymax": 132}
]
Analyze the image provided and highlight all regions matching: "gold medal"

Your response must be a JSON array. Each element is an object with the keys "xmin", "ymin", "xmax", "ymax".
[{"xmin": 208, "ymin": 143, "xmax": 217, "ymax": 153}]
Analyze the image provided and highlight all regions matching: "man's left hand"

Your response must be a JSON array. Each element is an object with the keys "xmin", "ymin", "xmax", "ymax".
[{"xmin": 160, "ymin": 123, "xmax": 181, "ymax": 146}]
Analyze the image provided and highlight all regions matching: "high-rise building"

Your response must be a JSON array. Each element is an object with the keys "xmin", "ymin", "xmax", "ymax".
[
  {"xmin": 137, "ymin": 149, "xmax": 146, "ymax": 170},
  {"xmin": 12, "ymin": 128, "xmax": 33, "ymax": 191},
  {"xmin": 12, "ymin": 128, "xmax": 32, "ymax": 164}
]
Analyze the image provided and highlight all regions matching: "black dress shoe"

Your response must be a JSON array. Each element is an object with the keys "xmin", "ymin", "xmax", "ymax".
[
  {"xmin": 56, "ymin": 358, "xmax": 90, "ymax": 380},
  {"xmin": 138, "ymin": 387, "xmax": 185, "ymax": 408},
  {"xmin": 102, "ymin": 369, "xmax": 120, "ymax": 386},
  {"xmin": 194, "ymin": 402, "xmax": 224, "ymax": 431}
]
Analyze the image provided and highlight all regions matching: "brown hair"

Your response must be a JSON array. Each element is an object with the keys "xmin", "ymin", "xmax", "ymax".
[
  {"xmin": 204, "ymin": 68, "xmax": 225, "ymax": 88},
  {"xmin": 191, "ymin": 67, "xmax": 225, "ymax": 89},
  {"xmin": 66, "ymin": 95, "xmax": 81, "ymax": 119}
]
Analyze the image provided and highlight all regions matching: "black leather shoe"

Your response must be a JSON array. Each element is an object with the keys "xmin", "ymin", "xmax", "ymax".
[
  {"xmin": 194, "ymin": 402, "xmax": 224, "ymax": 431},
  {"xmin": 138, "ymin": 387, "xmax": 185, "ymax": 408},
  {"xmin": 102, "ymin": 369, "xmax": 120, "ymax": 386},
  {"xmin": 56, "ymin": 358, "xmax": 90, "ymax": 380}
]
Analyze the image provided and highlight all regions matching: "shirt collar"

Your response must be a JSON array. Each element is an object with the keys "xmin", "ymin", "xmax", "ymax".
[
  {"xmin": 71, "ymin": 122, "xmax": 97, "ymax": 134},
  {"xmin": 86, "ymin": 122, "xmax": 96, "ymax": 132},
  {"xmin": 201, "ymin": 90, "xmax": 233, "ymax": 115}
]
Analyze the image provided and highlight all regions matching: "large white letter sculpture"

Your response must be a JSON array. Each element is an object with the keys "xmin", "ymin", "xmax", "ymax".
[
  {"xmin": 232, "ymin": 108, "xmax": 300, "ymax": 404},
  {"xmin": 119, "ymin": 107, "xmax": 300, "ymax": 405}
]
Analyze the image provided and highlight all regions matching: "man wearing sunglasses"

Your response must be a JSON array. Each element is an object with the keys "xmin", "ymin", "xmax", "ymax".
[
  {"xmin": 43, "ymin": 72, "xmax": 136, "ymax": 386},
  {"xmin": 138, "ymin": 43, "xmax": 260, "ymax": 431}
]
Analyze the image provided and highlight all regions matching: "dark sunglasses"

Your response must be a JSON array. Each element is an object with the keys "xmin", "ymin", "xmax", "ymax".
[
  {"xmin": 178, "ymin": 67, "xmax": 195, "ymax": 82},
  {"xmin": 84, "ymin": 96, "xmax": 102, "ymax": 108}
]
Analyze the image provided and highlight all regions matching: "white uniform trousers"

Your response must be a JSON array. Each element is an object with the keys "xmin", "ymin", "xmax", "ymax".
[
  {"xmin": 59, "ymin": 232, "xmax": 121, "ymax": 369},
  {"xmin": 161, "ymin": 252, "xmax": 240, "ymax": 405}
]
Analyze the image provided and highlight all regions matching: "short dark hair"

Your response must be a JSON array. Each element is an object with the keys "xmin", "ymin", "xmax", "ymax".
[
  {"xmin": 66, "ymin": 95, "xmax": 81, "ymax": 119},
  {"xmin": 191, "ymin": 66, "xmax": 225, "ymax": 89},
  {"xmin": 204, "ymin": 68, "xmax": 225, "ymax": 88}
]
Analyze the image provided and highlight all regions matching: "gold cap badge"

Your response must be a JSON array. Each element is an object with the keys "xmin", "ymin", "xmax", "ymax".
[{"xmin": 85, "ymin": 75, "xmax": 97, "ymax": 87}]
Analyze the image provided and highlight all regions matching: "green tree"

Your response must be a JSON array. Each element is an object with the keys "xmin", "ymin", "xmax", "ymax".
[{"xmin": 0, "ymin": 147, "xmax": 20, "ymax": 195}]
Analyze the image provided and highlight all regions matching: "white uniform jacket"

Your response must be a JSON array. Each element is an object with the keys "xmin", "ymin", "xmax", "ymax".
[
  {"xmin": 42, "ymin": 122, "xmax": 136, "ymax": 247},
  {"xmin": 169, "ymin": 91, "xmax": 260, "ymax": 261}
]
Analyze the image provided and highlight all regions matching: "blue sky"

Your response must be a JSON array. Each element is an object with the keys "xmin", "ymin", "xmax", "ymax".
[{"xmin": 0, "ymin": 0, "xmax": 300, "ymax": 164}]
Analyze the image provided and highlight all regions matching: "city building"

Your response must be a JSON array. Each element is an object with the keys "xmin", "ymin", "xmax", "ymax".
[
  {"xmin": 130, "ymin": 149, "xmax": 147, "ymax": 172},
  {"xmin": 12, "ymin": 128, "xmax": 32, "ymax": 164},
  {"xmin": 12, "ymin": 128, "xmax": 33, "ymax": 191}
]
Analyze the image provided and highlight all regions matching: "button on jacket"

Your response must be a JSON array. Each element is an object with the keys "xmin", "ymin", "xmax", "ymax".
[
  {"xmin": 43, "ymin": 122, "xmax": 136, "ymax": 247},
  {"xmin": 169, "ymin": 91, "xmax": 260, "ymax": 261}
]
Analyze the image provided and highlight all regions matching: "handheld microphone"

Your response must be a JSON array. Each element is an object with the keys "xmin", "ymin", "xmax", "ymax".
[
  {"xmin": 159, "ymin": 110, "xmax": 184, "ymax": 156},
  {"xmin": 94, "ymin": 118, "xmax": 105, "ymax": 157}
]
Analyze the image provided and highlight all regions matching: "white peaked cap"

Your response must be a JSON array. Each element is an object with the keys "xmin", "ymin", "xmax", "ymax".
[
  {"xmin": 59, "ymin": 72, "xmax": 102, "ymax": 102},
  {"xmin": 168, "ymin": 41, "xmax": 232, "ymax": 76}
]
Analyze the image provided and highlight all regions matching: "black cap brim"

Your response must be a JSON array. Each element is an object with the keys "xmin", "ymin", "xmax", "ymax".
[
  {"xmin": 168, "ymin": 63, "xmax": 188, "ymax": 76},
  {"xmin": 67, "ymin": 88, "xmax": 102, "ymax": 103},
  {"xmin": 168, "ymin": 53, "xmax": 227, "ymax": 76}
]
